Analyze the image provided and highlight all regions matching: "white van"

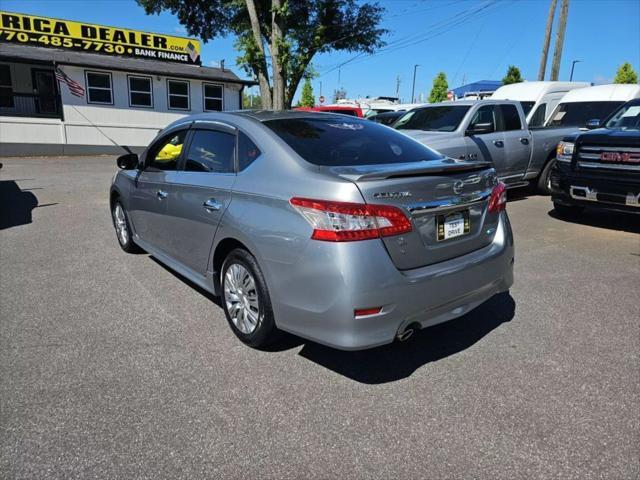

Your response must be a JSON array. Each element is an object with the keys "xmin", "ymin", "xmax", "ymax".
[
  {"xmin": 545, "ymin": 83, "xmax": 640, "ymax": 129},
  {"xmin": 491, "ymin": 81, "xmax": 590, "ymax": 127}
]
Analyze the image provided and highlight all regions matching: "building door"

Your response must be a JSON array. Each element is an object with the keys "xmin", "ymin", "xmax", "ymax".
[{"xmin": 32, "ymin": 69, "xmax": 58, "ymax": 115}]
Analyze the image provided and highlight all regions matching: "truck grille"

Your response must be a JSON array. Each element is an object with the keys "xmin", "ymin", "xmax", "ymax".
[{"xmin": 577, "ymin": 145, "xmax": 640, "ymax": 172}]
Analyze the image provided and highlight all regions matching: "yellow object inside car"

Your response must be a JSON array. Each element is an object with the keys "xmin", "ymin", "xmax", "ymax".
[{"xmin": 155, "ymin": 142, "xmax": 183, "ymax": 163}]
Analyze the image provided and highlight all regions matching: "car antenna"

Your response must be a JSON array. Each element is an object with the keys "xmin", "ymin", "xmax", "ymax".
[{"xmin": 68, "ymin": 104, "xmax": 133, "ymax": 154}]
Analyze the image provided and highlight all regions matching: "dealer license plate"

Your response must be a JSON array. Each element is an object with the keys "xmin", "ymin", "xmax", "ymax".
[{"xmin": 437, "ymin": 211, "xmax": 470, "ymax": 241}]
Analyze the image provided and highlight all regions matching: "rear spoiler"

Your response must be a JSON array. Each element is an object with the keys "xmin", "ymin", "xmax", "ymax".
[{"xmin": 329, "ymin": 159, "xmax": 493, "ymax": 181}]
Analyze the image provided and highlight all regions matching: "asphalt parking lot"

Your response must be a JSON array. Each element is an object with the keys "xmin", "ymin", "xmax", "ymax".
[{"xmin": 1, "ymin": 155, "xmax": 639, "ymax": 479}]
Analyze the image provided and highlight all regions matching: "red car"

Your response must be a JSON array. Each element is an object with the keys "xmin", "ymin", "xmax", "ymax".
[{"xmin": 294, "ymin": 105, "xmax": 363, "ymax": 117}]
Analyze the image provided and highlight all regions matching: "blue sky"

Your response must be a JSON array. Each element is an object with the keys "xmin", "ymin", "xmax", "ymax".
[{"xmin": 3, "ymin": 0, "xmax": 639, "ymax": 102}]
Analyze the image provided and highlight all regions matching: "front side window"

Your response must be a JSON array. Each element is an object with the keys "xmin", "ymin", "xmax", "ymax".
[
  {"xmin": 147, "ymin": 130, "xmax": 187, "ymax": 171},
  {"xmin": 547, "ymin": 101, "xmax": 624, "ymax": 127},
  {"xmin": 264, "ymin": 117, "xmax": 443, "ymax": 166},
  {"xmin": 529, "ymin": 103, "xmax": 547, "ymax": 127},
  {"xmin": 395, "ymin": 106, "xmax": 470, "ymax": 132},
  {"xmin": 468, "ymin": 105, "xmax": 497, "ymax": 133},
  {"xmin": 0, "ymin": 64, "xmax": 13, "ymax": 108},
  {"xmin": 203, "ymin": 83, "xmax": 223, "ymax": 111},
  {"xmin": 86, "ymin": 71, "xmax": 112, "ymax": 104},
  {"xmin": 238, "ymin": 131, "xmax": 261, "ymax": 170},
  {"xmin": 128, "ymin": 75, "xmax": 153, "ymax": 108},
  {"xmin": 499, "ymin": 105, "xmax": 522, "ymax": 131},
  {"xmin": 184, "ymin": 130, "xmax": 235, "ymax": 173},
  {"xmin": 605, "ymin": 102, "xmax": 640, "ymax": 130},
  {"xmin": 167, "ymin": 79, "xmax": 189, "ymax": 110}
]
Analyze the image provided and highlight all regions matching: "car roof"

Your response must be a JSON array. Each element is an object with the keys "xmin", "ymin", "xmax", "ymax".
[{"xmin": 163, "ymin": 110, "xmax": 364, "ymax": 131}]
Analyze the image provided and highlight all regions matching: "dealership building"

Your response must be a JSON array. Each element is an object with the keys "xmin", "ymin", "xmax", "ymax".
[{"xmin": 0, "ymin": 11, "xmax": 255, "ymax": 155}]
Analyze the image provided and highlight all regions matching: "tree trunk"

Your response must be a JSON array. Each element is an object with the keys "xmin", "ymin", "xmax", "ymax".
[
  {"xmin": 537, "ymin": 0, "xmax": 557, "ymax": 81},
  {"xmin": 245, "ymin": 0, "xmax": 272, "ymax": 109},
  {"xmin": 550, "ymin": 0, "xmax": 569, "ymax": 81},
  {"xmin": 270, "ymin": 0, "xmax": 286, "ymax": 110}
]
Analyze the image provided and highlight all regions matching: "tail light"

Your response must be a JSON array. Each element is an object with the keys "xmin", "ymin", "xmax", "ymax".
[
  {"xmin": 290, "ymin": 197, "xmax": 412, "ymax": 242},
  {"xmin": 488, "ymin": 182, "xmax": 507, "ymax": 213}
]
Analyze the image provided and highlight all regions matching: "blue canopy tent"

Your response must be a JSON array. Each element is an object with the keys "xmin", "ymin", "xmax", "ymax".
[{"xmin": 451, "ymin": 80, "xmax": 502, "ymax": 100}]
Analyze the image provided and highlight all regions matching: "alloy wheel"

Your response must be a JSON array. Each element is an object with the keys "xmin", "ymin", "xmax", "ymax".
[
  {"xmin": 113, "ymin": 203, "xmax": 129, "ymax": 246},
  {"xmin": 224, "ymin": 263, "xmax": 260, "ymax": 334}
]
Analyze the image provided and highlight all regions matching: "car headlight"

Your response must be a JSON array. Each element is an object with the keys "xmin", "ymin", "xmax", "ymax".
[{"xmin": 556, "ymin": 141, "xmax": 574, "ymax": 162}]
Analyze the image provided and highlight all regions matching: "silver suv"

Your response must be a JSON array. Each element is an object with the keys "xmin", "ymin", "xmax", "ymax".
[{"xmin": 110, "ymin": 111, "xmax": 514, "ymax": 350}]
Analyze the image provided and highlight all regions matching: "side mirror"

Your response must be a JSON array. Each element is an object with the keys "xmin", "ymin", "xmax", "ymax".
[
  {"xmin": 585, "ymin": 118, "xmax": 601, "ymax": 129},
  {"xmin": 116, "ymin": 153, "xmax": 138, "ymax": 170},
  {"xmin": 466, "ymin": 122, "xmax": 494, "ymax": 135}
]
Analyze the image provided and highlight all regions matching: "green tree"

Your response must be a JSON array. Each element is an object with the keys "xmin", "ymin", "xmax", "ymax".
[
  {"xmin": 299, "ymin": 78, "xmax": 315, "ymax": 107},
  {"xmin": 614, "ymin": 62, "xmax": 639, "ymax": 84},
  {"xmin": 502, "ymin": 65, "xmax": 524, "ymax": 85},
  {"xmin": 428, "ymin": 72, "xmax": 448, "ymax": 103},
  {"xmin": 137, "ymin": 0, "xmax": 386, "ymax": 109},
  {"xmin": 242, "ymin": 91, "xmax": 262, "ymax": 108}
]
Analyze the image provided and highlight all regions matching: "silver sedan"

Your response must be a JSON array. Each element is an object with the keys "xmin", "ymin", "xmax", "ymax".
[{"xmin": 110, "ymin": 111, "xmax": 514, "ymax": 350}]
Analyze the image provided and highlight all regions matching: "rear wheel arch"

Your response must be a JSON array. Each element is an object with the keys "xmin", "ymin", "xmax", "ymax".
[
  {"xmin": 212, "ymin": 238, "xmax": 252, "ymax": 290},
  {"xmin": 536, "ymin": 150, "xmax": 558, "ymax": 194}
]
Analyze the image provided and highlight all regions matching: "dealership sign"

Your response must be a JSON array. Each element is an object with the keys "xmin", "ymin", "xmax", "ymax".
[{"xmin": 0, "ymin": 11, "xmax": 201, "ymax": 65}]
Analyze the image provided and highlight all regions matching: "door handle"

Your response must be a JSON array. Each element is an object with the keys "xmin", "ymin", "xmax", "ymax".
[
  {"xmin": 493, "ymin": 140, "xmax": 504, "ymax": 147},
  {"xmin": 156, "ymin": 190, "xmax": 168, "ymax": 199},
  {"xmin": 203, "ymin": 198, "xmax": 222, "ymax": 211},
  {"xmin": 519, "ymin": 137, "xmax": 530, "ymax": 145}
]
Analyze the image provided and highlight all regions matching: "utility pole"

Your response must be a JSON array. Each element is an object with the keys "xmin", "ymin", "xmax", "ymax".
[
  {"xmin": 338, "ymin": 67, "xmax": 341, "ymax": 86},
  {"xmin": 550, "ymin": 0, "xmax": 569, "ymax": 81},
  {"xmin": 319, "ymin": 81, "xmax": 322, "ymax": 97},
  {"xmin": 395, "ymin": 75, "xmax": 401, "ymax": 99},
  {"xmin": 569, "ymin": 60, "xmax": 581, "ymax": 81},
  {"xmin": 411, "ymin": 65, "xmax": 419, "ymax": 103},
  {"xmin": 538, "ymin": 0, "xmax": 558, "ymax": 80}
]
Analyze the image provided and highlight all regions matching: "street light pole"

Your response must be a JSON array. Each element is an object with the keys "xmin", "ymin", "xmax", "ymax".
[
  {"xmin": 569, "ymin": 59, "xmax": 581, "ymax": 81},
  {"xmin": 411, "ymin": 64, "xmax": 419, "ymax": 103}
]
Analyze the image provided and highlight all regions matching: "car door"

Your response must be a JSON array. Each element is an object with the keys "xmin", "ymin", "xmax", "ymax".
[
  {"xmin": 166, "ymin": 124, "xmax": 237, "ymax": 275},
  {"xmin": 129, "ymin": 129, "xmax": 187, "ymax": 254},
  {"xmin": 499, "ymin": 104, "xmax": 531, "ymax": 182},
  {"xmin": 463, "ymin": 104, "xmax": 506, "ymax": 173}
]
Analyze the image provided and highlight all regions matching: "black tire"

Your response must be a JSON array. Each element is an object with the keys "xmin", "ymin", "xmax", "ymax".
[
  {"xmin": 221, "ymin": 248, "xmax": 280, "ymax": 348},
  {"xmin": 553, "ymin": 202, "xmax": 584, "ymax": 218},
  {"xmin": 536, "ymin": 158, "xmax": 555, "ymax": 195},
  {"xmin": 111, "ymin": 200, "xmax": 143, "ymax": 253}
]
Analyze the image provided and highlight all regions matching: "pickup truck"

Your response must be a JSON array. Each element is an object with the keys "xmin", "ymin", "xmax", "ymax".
[
  {"xmin": 550, "ymin": 98, "xmax": 640, "ymax": 216},
  {"xmin": 394, "ymin": 99, "xmax": 581, "ymax": 193}
]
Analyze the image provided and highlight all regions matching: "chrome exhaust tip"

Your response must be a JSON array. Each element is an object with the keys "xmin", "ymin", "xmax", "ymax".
[{"xmin": 396, "ymin": 328, "xmax": 414, "ymax": 342}]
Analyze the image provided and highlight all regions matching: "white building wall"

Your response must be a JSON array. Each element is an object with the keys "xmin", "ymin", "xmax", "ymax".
[
  {"xmin": 60, "ymin": 65, "xmax": 241, "ymax": 147},
  {"xmin": 0, "ymin": 61, "xmax": 243, "ymax": 152}
]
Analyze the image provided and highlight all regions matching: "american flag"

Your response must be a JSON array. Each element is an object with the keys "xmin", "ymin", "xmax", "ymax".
[{"xmin": 55, "ymin": 67, "xmax": 85, "ymax": 97}]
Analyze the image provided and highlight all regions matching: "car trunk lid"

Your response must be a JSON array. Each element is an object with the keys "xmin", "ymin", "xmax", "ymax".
[{"xmin": 329, "ymin": 159, "xmax": 500, "ymax": 270}]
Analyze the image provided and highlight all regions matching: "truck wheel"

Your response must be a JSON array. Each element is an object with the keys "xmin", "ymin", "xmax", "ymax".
[
  {"xmin": 536, "ymin": 158, "xmax": 555, "ymax": 195},
  {"xmin": 553, "ymin": 202, "xmax": 584, "ymax": 218}
]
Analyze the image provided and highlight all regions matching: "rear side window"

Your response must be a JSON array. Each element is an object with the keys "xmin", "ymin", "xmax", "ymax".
[
  {"xmin": 264, "ymin": 117, "xmax": 442, "ymax": 166},
  {"xmin": 238, "ymin": 132, "xmax": 261, "ymax": 170},
  {"xmin": 499, "ymin": 105, "xmax": 522, "ymax": 131},
  {"xmin": 184, "ymin": 130, "xmax": 235, "ymax": 173}
]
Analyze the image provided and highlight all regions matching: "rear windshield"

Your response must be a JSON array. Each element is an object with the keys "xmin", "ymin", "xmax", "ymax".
[
  {"xmin": 519, "ymin": 101, "xmax": 535, "ymax": 116},
  {"xmin": 263, "ymin": 117, "xmax": 443, "ymax": 166},
  {"xmin": 547, "ymin": 101, "xmax": 624, "ymax": 127},
  {"xmin": 394, "ymin": 105, "xmax": 470, "ymax": 132}
]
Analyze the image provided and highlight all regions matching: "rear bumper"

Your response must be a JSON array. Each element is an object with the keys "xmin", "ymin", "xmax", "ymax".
[
  {"xmin": 550, "ymin": 162, "xmax": 640, "ymax": 214},
  {"xmin": 268, "ymin": 212, "xmax": 514, "ymax": 350}
]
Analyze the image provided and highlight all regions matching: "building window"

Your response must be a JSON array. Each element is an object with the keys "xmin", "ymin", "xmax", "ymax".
[
  {"xmin": 203, "ymin": 83, "xmax": 223, "ymax": 111},
  {"xmin": 85, "ymin": 71, "xmax": 113, "ymax": 104},
  {"xmin": 0, "ymin": 64, "xmax": 14, "ymax": 108},
  {"xmin": 167, "ymin": 79, "xmax": 189, "ymax": 110},
  {"xmin": 128, "ymin": 75, "xmax": 153, "ymax": 108}
]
